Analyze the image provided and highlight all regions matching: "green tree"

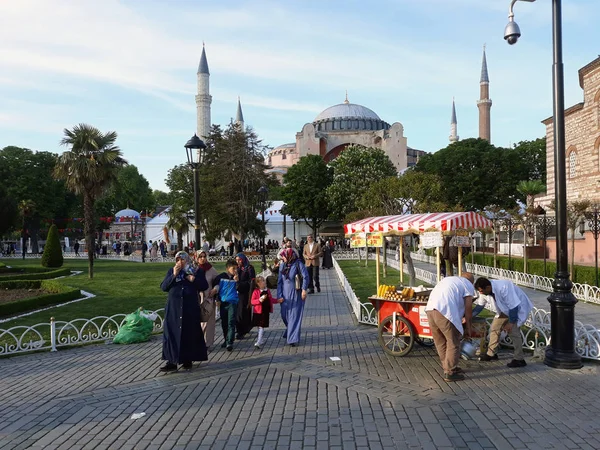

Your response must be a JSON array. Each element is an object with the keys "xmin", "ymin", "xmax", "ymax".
[
  {"xmin": 41, "ymin": 224, "xmax": 64, "ymax": 268},
  {"xmin": 153, "ymin": 190, "xmax": 173, "ymax": 206},
  {"xmin": 166, "ymin": 204, "xmax": 191, "ymax": 251},
  {"xmin": 326, "ymin": 145, "xmax": 397, "ymax": 220},
  {"xmin": 54, "ymin": 124, "xmax": 127, "ymax": 278},
  {"xmin": 512, "ymin": 138, "xmax": 546, "ymax": 184},
  {"xmin": 0, "ymin": 184, "xmax": 17, "ymax": 236},
  {"xmin": 282, "ymin": 155, "xmax": 332, "ymax": 237}
]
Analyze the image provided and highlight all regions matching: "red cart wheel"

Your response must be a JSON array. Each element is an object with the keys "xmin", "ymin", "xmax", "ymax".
[{"xmin": 377, "ymin": 314, "xmax": 414, "ymax": 356}]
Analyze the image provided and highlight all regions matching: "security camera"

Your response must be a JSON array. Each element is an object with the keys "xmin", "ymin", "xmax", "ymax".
[{"xmin": 504, "ymin": 21, "xmax": 521, "ymax": 45}]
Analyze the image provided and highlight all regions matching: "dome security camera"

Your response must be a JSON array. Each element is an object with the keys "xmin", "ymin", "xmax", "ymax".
[{"xmin": 504, "ymin": 21, "xmax": 521, "ymax": 45}]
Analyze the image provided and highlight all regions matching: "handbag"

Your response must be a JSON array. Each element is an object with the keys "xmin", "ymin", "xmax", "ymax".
[
  {"xmin": 199, "ymin": 294, "xmax": 214, "ymax": 322},
  {"xmin": 295, "ymin": 272, "xmax": 303, "ymax": 290}
]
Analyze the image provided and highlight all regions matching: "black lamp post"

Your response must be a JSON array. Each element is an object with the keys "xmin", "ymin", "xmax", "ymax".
[
  {"xmin": 257, "ymin": 185, "xmax": 269, "ymax": 270},
  {"xmin": 584, "ymin": 205, "xmax": 600, "ymax": 287},
  {"xmin": 505, "ymin": 0, "xmax": 581, "ymax": 369},
  {"xmin": 184, "ymin": 134, "xmax": 208, "ymax": 251},
  {"xmin": 281, "ymin": 204, "xmax": 288, "ymax": 242}
]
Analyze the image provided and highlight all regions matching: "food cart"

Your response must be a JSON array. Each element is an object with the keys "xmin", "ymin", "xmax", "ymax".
[{"xmin": 345, "ymin": 212, "xmax": 493, "ymax": 356}]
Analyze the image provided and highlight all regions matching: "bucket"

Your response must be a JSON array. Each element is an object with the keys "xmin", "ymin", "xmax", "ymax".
[{"xmin": 460, "ymin": 339, "xmax": 478, "ymax": 360}]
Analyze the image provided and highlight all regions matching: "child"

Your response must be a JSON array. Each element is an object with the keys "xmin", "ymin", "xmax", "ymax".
[
  {"xmin": 250, "ymin": 275, "xmax": 281, "ymax": 348},
  {"xmin": 210, "ymin": 259, "xmax": 239, "ymax": 351}
]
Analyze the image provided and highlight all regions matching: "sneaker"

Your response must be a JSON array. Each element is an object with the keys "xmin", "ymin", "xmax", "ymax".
[
  {"xmin": 159, "ymin": 363, "xmax": 178, "ymax": 372},
  {"xmin": 254, "ymin": 342, "xmax": 261, "ymax": 349},
  {"xmin": 316, "ymin": 287, "xmax": 321, "ymax": 293},
  {"xmin": 479, "ymin": 353, "xmax": 499, "ymax": 362},
  {"xmin": 443, "ymin": 372, "xmax": 465, "ymax": 382},
  {"xmin": 220, "ymin": 342, "xmax": 227, "ymax": 348},
  {"xmin": 452, "ymin": 367, "xmax": 464, "ymax": 374},
  {"xmin": 226, "ymin": 345, "xmax": 233, "ymax": 352},
  {"xmin": 182, "ymin": 362, "xmax": 193, "ymax": 370},
  {"xmin": 507, "ymin": 359, "xmax": 527, "ymax": 368}
]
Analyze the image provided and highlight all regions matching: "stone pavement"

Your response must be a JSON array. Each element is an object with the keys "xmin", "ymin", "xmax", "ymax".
[
  {"xmin": 1, "ymin": 270, "xmax": 600, "ymax": 449},
  {"xmin": 410, "ymin": 259, "xmax": 600, "ymax": 328}
]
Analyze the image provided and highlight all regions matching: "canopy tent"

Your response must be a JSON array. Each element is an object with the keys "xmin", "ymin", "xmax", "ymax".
[{"xmin": 344, "ymin": 212, "xmax": 493, "ymax": 236}]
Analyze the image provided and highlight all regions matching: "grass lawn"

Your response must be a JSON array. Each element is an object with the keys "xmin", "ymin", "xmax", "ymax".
[
  {"xmin": 0, "ymin": 259, "xmax": 226, "ymax": 328},
  {"xmin": 336, "ymin": 260, "xmax": 430, "ymax": 303}
]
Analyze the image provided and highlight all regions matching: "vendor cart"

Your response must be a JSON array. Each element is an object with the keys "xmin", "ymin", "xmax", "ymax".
[{"xmin": 369, "ymin": 290, "xmax": 434, "ymax": 357}]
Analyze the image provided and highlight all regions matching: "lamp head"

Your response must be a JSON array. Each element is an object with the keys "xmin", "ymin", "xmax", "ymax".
[{"xmin": 504, "ymin": 20, "xmax": 521, "ymax": 45}]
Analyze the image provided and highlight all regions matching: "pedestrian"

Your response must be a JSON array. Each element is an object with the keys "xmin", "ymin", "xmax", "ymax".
[
  {"xmin": 159, "ymin": 251, "xmax": 209, "ymax": 372},
  {"xmin": 150, "ymin": 241, "xmax": 158, "ymax": 261},
  {"xmin": 210, "ymin": 259, "xmax": 239, "ymax": 351},
  {"xmin": 251, "ymin": 275, "xmax": 282, "ymax": 348},
  {"xmin": 425, "ymin": 273, "xmax": 475, "ymax": 382},
  {"xmin": 277, "ymin": 248, "xmax": 309, "ymax": 347},
  {"xmin": 303, "ymin": 235, "xmax": 322, "ymax": 293},
  {"xmin": 73, "ymin": 240, "xmax": 80, "ymax": 257},
  {"xmin": 235, "ymin": 252, "xmax": 255, "ymax": 339},
  {"xmin": 196, "ymin": 250, "xmax": 219, "ymax": 350},
  {"xmin": 473, "ymin": 277, "xmax": 533, "ymax": 368},
  {"xmin": 321, "ymin": 241, "xmax": 333, "ymax": 269},
  {"xmin": 141, "ymin": 241, "xmax": 148, "ymax": 262}
]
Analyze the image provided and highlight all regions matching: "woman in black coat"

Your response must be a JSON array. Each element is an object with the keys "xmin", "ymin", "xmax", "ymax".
[
  {"xmin": 160, "ymin": 251, "xmax": 208, "ymax": 372},
  {"xmin": 235, "ymin": 252, "xmax": 256, "ymax": 339}
]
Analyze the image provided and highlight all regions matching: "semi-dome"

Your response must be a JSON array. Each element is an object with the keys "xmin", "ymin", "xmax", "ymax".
[
  {"xmin": 312, "ymin": 99, "xmax": 390, "ymax": 132},
  {"xmin": 314, "ymin": 103, "xmax": 381, "ymax": 122},
  {"xmin": 115, "ymin": 208, "xmax": 140, "ymax": 223}
]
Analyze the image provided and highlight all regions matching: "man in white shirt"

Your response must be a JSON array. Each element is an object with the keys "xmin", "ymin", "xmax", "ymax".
[
  {"xmin": 473, "ymin": 277, "xmax": 533, "ymax": 368},
  {"xmin": 425, "ymin": 273, "xmax": 475, "ymax": 382}
]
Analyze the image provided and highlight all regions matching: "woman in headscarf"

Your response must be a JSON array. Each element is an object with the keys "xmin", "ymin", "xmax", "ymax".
[
  {"xmin": 277, "ymin": 248, "xmax": 309, "ymax": 346},
  {"xmin": 196, "ymin": 250, "xmax": 219, "ymax": 349},
  {"xmin": 235, "ymin": 252, "xmax": 256, "ymax": 339},
  {"xmin": 159, "ymin": 251, "xmax": 208, "ymax": 372}
]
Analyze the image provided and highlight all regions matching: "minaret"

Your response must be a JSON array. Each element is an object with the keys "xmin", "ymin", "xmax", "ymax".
[
  {"xmin": 235, "ymin": 96, "xmax": 244, "ymax": 130},
  {"xmin": 195, "ymin": 43, "xmax": 212, "ymax": 142},
  {"xmin": 449, "ymin": 98, "xmax": 459, "ymax": 143},
  {"xmin": 477, "ymin": 45, "xmax": 492, "ymax": 142}
]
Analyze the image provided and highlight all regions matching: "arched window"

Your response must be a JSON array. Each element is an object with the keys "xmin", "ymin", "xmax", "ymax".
[{"xmin": 569, "ymin": 151, "xmax": 577, "ymax": 178}]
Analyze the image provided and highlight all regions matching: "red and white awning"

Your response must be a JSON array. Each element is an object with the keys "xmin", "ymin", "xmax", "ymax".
[{"xmin": 344, "ymin": 212, "xmax": 493, "ymax": 235}]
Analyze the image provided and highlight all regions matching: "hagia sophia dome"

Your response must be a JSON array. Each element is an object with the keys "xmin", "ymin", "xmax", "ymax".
[{"xmin": 312, "ymin": 100, "xmax": 391, "ymax": 132}]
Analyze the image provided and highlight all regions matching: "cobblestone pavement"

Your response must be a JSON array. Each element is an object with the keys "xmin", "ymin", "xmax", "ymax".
[
  {"xmin": 411, "ymin": 260, "xmax": 600, "ymax": 328},
  {"xmin": 1, "ymin": 270, "xmax": 600, "ymax": 449}
]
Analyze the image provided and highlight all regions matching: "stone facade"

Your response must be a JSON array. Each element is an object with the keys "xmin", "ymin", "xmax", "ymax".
[{"xmin": 538, "ymin": 56, "xmax": 600, "ymax": 207}]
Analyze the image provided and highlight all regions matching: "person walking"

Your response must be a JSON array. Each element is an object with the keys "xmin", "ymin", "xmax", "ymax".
[
  {"xmin": 159, "ymin": 251, "xmax": 209, "ymax": 372},
  {"xmin": 425, "ymin": 273, "xmax": 475, "ymax": 382},
  {"xmin": 150, "ymin": 241, "xmax": 158, "ymax": 261},
  {"xmin": 303, "ymin": 235, "xmax": 322, "ymax": 293},
  {"xmin": 277, "ymin": 248, "xmax": 309, "ymax": 347},
  {"xmin": 196, "ymin": 250, "xmax": 219, "ymax": 350},
  {"xmin": 321, "ymin": 241, "xmax": 333, "ymax": 269},
  {"xmin": 251, "ymin": 275, "xmax": 281, "ymax": 348},
  {"xmin": 141, "ymin": 241, "xmax": 148, "ymax": 263},
  {"xmin": 73, "ymin": 241, "xmax": 80, "ymax": 257},
  {"xmin": 473, "ymin": 277, "xmax": 533, "ymax": 368},
  {"xmin": 235, "ymin": 253, "xmax": 255, "ymax": 339}
]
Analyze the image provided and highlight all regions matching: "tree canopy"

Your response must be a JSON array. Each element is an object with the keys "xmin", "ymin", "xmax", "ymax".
[
  {"xmin": 281, "ymin": 155, "xmax": 333, "ymax": 236},
  {"xmin": 326, "ymin": 145, "xmax": 397, "ymax": 220}
]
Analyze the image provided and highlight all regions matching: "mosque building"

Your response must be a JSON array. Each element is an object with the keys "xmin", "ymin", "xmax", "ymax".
[{"xmin": 195, "ymin": 44, "xmax": 492, "ymax": 181}]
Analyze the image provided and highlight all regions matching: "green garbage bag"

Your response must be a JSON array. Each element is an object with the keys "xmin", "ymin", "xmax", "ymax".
[{"xmin": 113, "ymin": 309, "xmax": 155, "ymax": 344}]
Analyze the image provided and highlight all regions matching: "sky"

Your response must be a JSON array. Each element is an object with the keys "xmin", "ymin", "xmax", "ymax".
[{"xmin": 1, "ymin": 0, "xmax": 600, "ymax": 192}]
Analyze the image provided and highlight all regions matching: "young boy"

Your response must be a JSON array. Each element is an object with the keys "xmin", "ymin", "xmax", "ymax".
[{"xmin": 210, "ymin": 259, "xmax": 239, "ymax": 351}]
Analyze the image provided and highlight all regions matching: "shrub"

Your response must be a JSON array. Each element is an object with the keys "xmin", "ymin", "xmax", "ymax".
[
  {"xmin": 0, "ymin": 267, "xmax": 71, "ymax": 281},
  {"xmin": 41, "ymin": 224, "xmax": 63, "ymax": 268},
  {"xmin": 0, "ymin": 279, "xmax": 81, "ymax": 317}
]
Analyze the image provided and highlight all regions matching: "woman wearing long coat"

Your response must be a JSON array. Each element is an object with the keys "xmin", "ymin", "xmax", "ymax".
[
  {"xmin": 235, "ymin": 253, "xmax": 256, "ymax": 339},
  {"xmin": 160, "ymin": 251, "xmax": 208, "ymax": 371},
  {"xmin": 277, "ymin": 248, "xmax": 309, "ymax": 346},
  {"xmin": 196, "ymin": 250, "xmax": 219, "ymax": 349},
  {"xmin": 321, "ymin": 241, "xmax": 333, "ymax": 269}
]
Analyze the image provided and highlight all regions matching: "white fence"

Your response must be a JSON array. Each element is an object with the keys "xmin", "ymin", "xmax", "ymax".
[{"xmin": 332, "ymin": 255, "xmax": 600, "ymax": 361}]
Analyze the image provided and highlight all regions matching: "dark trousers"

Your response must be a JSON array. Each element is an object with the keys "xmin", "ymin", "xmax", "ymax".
[
  {"xmin": 306, "ymin": 265, "xmax": 320, "ymax": 290},
  {"xmin": 220, "ymin": 302, "xmax": 237, "ymax": 346}
]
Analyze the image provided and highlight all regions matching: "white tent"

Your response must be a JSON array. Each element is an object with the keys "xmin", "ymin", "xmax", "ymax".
[
  {"xmin": 257, "ymin": 201, "xmax": 314, "ymax": 242},
  {"xmin": 144, "ymin": 207, "xmax": 183, "ymax": 250}
]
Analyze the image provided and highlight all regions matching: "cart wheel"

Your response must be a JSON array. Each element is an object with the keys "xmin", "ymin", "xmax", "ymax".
[
  {"xmin": 416, "ymin": 337, "xmax": 435, "ymax": 348},
  {"xmin": 377, "ymin": 315, "xmax": 414, "ymax": 356}
]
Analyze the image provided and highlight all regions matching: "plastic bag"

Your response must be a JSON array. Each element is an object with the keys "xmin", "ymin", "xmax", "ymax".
[{"xmin": 113, "ymin": 309, "xmax": 155, "ymax": 344}]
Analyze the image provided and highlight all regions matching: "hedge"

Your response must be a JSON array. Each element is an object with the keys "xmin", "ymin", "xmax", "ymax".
[
  {"xmin": 41, "ymin": 224, "xmax": 64, "ymax": 268},
  {"xmin": 0, "ymin": 279, "xmax": 81, "ymax": 317},
  {"xmin": 0, "ymin": 267, "xmax": 71, "ymax": 281}
]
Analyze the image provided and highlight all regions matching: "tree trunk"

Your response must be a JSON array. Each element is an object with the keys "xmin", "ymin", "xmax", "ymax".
[
  {"xmin": 83, "ymin": 193, "xmax": 95, "ymax": 279},
  {"xmin": 177, "ymin": 234, "xmax": 184, "ymax": 252}
]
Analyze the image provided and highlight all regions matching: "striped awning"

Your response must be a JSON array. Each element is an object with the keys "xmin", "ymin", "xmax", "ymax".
[{"xmin": 344, "ymin": 212, "xmax": 493, "ymax": 235}]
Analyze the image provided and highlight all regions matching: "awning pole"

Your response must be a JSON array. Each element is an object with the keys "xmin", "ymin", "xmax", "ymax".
[
  {"xmin": 436, "ymin": 246, "xmax": 441, "ymax": 283},
  {"xmin": 399, "ymin": 237, "xmax": 404, "ymax": 284},
  {"xmin": 376, "ymin": 247, "xmax": 380, "ymax": 292}
]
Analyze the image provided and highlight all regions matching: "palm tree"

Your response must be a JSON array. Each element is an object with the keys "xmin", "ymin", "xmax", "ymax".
[
  {"xmin": 167, "ymin": 205, "xmax": 191, "ymax": 251},
  {"xmin": 54, "ymin": 124, "xmax": 127, "ymax": 278},
  {"xmin": 517, "ymin": 180, "xmax": 546, "ymax": 211}
]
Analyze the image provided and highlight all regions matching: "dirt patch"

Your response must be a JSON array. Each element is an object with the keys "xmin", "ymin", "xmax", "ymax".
[{"xmin": 0, "ymin": 289, "xmax": 46, "ymax": 304}]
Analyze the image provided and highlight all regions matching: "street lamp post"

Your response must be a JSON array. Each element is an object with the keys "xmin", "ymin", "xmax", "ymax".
[
  {"xmin": 184, "ymin": 134, "xmax": 208, "ymax": 251},
  {"xmin": 505, "ymin": 0, "xmax": 582, "ymax": 369},
  {"xmin": 257, "ymin": 185, "xmax": 269, "ymax": 270}
]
